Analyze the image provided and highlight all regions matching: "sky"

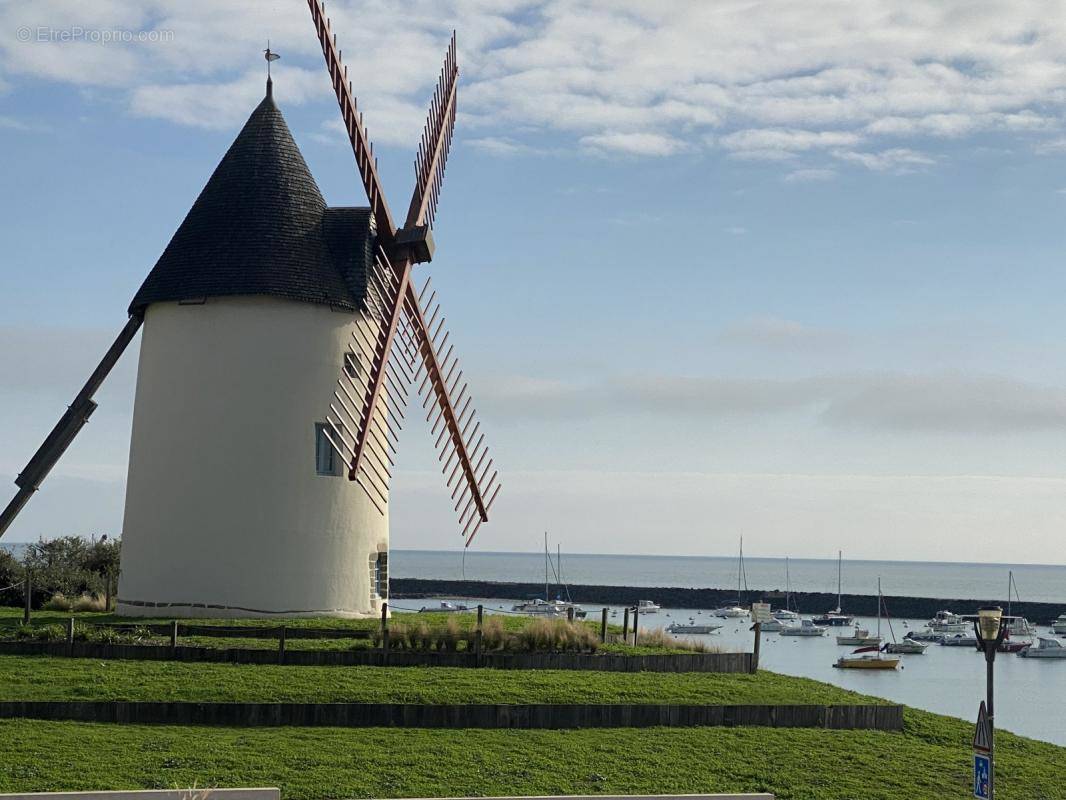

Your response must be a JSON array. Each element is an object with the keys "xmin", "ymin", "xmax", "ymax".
[{"xmin": 4, "ymin": 1, "xmax": 1066, "ymax": 563}]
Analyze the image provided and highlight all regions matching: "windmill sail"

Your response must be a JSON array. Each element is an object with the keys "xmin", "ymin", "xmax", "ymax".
[{"xmin": 307, "ymin": 3, "xmax": 500, "ymax": 543}]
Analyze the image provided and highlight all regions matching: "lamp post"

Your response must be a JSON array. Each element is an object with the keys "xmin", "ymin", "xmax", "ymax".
[{"xmin": 973, "ymin": 605, "xmax": 1007, "ymax": 800}]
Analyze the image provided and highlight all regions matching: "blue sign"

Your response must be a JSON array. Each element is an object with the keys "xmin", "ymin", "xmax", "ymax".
[{"xmin": 973, "ymin": 753, "xmax": 990, "ymax": 799}]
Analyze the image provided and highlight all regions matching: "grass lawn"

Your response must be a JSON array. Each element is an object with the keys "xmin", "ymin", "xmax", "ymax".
[
  {"xmin": 0, "ymin": 715, "xmax": 1063, "ymax": 800},
  {"xmin": 0, "ymin": 656, "xmax": 881, "ymax": 705},
  {"xmin": 0, "ymin": 607, "xmax": 707, "ymax": 654}
]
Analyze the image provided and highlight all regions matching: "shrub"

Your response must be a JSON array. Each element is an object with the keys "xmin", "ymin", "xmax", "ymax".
[
  {"xmin": 42, "ymin": 593, "xmax": 73, "ymax": 612},
  {"xmin": 72, "ymin": 594, "xmax": 107, "ymax": 613},
  {"xmin": 481, "ymin": 617, "xmax": 506, "ymax": 651}
]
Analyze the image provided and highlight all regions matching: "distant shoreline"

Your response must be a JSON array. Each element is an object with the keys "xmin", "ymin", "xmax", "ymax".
[{"xmin": 391, "ymin": 577, "xmax": 1066, "ymax": 622}]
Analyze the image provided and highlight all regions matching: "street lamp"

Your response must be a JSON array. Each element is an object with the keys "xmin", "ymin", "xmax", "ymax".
[{"xmin": 973, "ymin": 605, "xmax": 1007, "ymax": 799}]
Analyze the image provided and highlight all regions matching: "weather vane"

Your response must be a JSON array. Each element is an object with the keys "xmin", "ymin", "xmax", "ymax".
[{"xmin": 264, "ymin": 41, "xmax": 281, "ymax": 78}]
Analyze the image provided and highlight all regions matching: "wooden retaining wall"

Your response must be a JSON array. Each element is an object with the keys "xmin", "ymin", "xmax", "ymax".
[
  {"xmin": 0, "ymin": 642, "xmax": 754, "ymax": 673},
  {"xmin": 0, "ymin": 701, "xmax": 903, "ymax": 731}
]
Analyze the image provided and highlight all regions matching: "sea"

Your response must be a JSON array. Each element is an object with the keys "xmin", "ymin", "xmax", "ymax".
[
  {"xmin": 4, "ymin": 542, "xmax": 1065, "ymax": 745},
  {"xmin": 388, "ymin": 549, "xmax": 1066, "ymax": 604}
]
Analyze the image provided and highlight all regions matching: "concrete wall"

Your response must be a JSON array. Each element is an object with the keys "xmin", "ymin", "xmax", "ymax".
[{"xmin": 117, "ymin": 296, "xmax": 388, "ymax": 618}]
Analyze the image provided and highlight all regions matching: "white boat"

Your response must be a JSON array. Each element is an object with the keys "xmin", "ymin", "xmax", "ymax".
[
  {"xmin": 879, "ymin": 580, "xmax": 926, "ymax": 654},
  {"xmin": 1019, "ymin": 637, "xmax": 1066, "ymax": 658},
  {"xmin": 511, "ymin": 599, "xmax": 567, "ymax": 617},
  {"xmin": 928, "ymin": 610, "xmax": 969, "ymax": 633},
  {"xmin": 1051, "ymin": 614, "xmax": 1066, "ymax": 635},
  {"xmin": 773, "ymin": 557, "xmax": 801, "ymax": 620},
  {"xmin": 419, "ymin": 601, "xmax": 469, "ymax": 613},
  {"xmin": 811, "ymin": 551, "xmax": 854, "ymax": 627},
  {"xmin": 940, "ymin": 632, "xmax": 979, "ymax": 647},
  {"xmin": 667, "ymin": 622, "xmax": 721, "ymax": 635},
  {"xmin": 1005, "ymin": 617, "xmax": 1034, "ymax": 637},
  {"xmin": 758, "ymin": 618, "xmax": 787, "ymax": 632},
  {"xmin": 714, "ymin": 605, "xmax": 749, "ymax": 618},
  {"xmin": 1004, "ymin": 571, "xmax": 1035, "ymax": 638},
  {"xmin": 835, "ymin": 645, "xmax": 901, "ymax": 670},
  {"xmin": 905, "ymin": 627, "xmax": 945, "ymax": 642},
  {"xmin": 636, "ymin": 600, "xmax": 661, "ymax": 614},
  {"xmin": 715, "ymin": 537, "xmax": 751, "ymax": 619},
  {"xmin": 836, "ymin": 627, "xmax": 882, "ymax": 647},
  {"xmin": 779, "ymin": 619, "xmax": 828, "ymax": 637}
]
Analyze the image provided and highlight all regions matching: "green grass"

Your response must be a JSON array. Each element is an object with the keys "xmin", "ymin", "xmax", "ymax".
[
  {"xmin": 0, "ymin": 715, "xmax": 1062, "ymax": 800},
  {"xmin": 0, "ymin": 655, "xmax": 879, "ymax": 705},
  {"xmin": 0, "ymin": 607, "xmax": 697, "ymax": 654}
]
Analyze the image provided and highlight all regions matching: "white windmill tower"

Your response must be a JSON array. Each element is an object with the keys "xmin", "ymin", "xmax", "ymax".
[{"xmin": 0, "ymin": 21, "xmax": 500, "ymax": 618}]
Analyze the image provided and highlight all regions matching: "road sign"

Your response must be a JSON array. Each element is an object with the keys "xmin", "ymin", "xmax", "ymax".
[
  {"xmin": 751, "ymin": 602, "xmax": 772, "ymax": 623},
  {"xmin": 973, "ymin": 753, "xmax": 990, "ymax": 799},
  {"xmin": 973, "ymin": 701, "xmax": 992, "ymax": 753}
]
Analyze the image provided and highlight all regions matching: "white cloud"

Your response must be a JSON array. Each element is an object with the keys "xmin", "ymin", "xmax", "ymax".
[
  {"xmin": 832, "ymin": 147, "xmax": 935, "ymax": 172},
  {"xmin": 783, "ymin": 167, "xmax": 836, "ymax": 182},
  {"xmin": 5, "ymin": 0, "xmax": 1066, "ymax": 170},
  {"xmin": 580, "ymin": 131, "xmax": 687, "ymax": 156}
]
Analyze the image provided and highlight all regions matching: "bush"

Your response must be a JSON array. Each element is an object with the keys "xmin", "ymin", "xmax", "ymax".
[
  {"xmin": 42, "ymin": 593, "xmax": 73, "ymax": 612},
  {"xmin": 21, "ymin": 535, "xmax": 119, "ymax": 603}
]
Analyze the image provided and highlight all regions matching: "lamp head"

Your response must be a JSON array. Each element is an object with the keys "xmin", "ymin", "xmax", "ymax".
[{"xmin": 977, "ymin": 606, "xmax": 1003, "ymax": 641}]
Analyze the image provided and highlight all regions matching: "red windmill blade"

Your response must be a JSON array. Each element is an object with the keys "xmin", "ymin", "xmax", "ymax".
[{"xmin": 307, "ymin": 2, "xmax": 499, "ymax": 544}]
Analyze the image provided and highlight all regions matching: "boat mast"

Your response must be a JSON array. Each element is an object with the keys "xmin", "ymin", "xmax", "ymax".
[
  {"xmin": 544, "ymin": 531, "xmax": 549, "ymax": 601},
  {"xmin": 1007, "ymin": 569, "xmax": 1013, "ymax": 619},
  {"xmin": 785, "ymin": 556, "xmax": 791, "ymax": 612},
  {"xmin": 877, "ymin": 577, "xmax": 881, "ymax": 638},
  {"xmin": 836, "ymin": 550, "xmax": 843, "ymax": 613}
]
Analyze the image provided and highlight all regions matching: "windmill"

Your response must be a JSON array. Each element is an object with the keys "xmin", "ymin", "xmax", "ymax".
[{"xmin": 0, "ymin": 8, "xmax": 500, "ymax": 618}]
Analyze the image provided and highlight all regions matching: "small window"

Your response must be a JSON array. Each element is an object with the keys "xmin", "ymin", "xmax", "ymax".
[
  {"xmin": 314, "ymin": 423, "xmax": 343, "ymax": 476},
  {"xmin": 369, "ymin": 551, "xmax": 388, "ymax": 599},
  {"xmin": 343, "ymin": 351, "xmax": 360, "ymax": 381}
]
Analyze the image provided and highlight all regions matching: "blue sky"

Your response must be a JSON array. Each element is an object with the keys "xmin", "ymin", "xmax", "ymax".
[{"xmin": 4, "ymin": 1, "xmax": 1066, "ymax": 562}]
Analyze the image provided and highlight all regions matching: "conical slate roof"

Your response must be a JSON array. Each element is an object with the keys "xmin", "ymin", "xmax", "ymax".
[{"xmin": 130, "ymin": 85, "xmax": 372, "ymax": 314}]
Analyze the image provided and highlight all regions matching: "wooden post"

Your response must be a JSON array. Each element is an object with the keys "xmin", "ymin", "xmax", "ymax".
[
  {"xmin": 622, "ymin": 607, "xmax": 630, "ymax": 641},
  {"xmin": 22, "ymin": 573, "xmax": 31, "ymax": 626},
  {"xmin": 170, "ymin": 620, "xmax": 179, "ymax": 649},
  {"xmin": 475, "ymin": 604, "xmax": 484, "ymax": 663},
  {"xmin": 381, "ymin": 602, "xmax": 389, "ymax": 661},
  {"xmin": 66, "ymin": 616, "xmax": 75, "ymax": 656},
  {"xmin": 567, "ymin": 606, "xmax": 575, "ymax": 622},
  {"xmin": 600, "ymin": 608, "xmax": 608, "ymax": 642},
  {"xmin": 104, "ymin": 570, "xmax": 112, "ymax": 613},
  {"xmin": 278, "ymin": 626, "xmax": 287, "ymax": 664},
  {"xmin": 633, "ymin": 606, "xmax": 640, "ymax": 646},
  {"xmin": 751, "ymin": 621, "xmax": 762, "ymax": 674}
]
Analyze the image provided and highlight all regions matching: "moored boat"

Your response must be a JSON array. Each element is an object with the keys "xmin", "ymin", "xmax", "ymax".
[
  {"xmin": 636, "ymin": 599, "xmax": 661, "ymax": 614},
  {"xmin": 780, "ymin": 619, "xmax": 828, "ymax": 637},
  {"xmin": 1052, "ymin": 614, "xmax": 1066, "ymax": 635},
  {"xmin": 714, "ymin": 605, "xmax": 749, "ymax": 618},
  {"xmin": 905, "ymin": 628, "xmax": 945, "ymax": 642},
  {"xmin": 884, "ymin": 640, "xmax": 928, "ymax": 655},
  {"xmin": 419, "ymin": 601, "xmax": 469, "ymax": 613},
  {"xmin": 667, "ymin": 622, "xmax": 721, "ymax": 635},
  {"xmin": 812, "ymin": 550, "xmax": 853, "ymax": 626},
  {"xmin": 1019, "ymin": 637, "xmax": 1066, "ymax": 658},
  {"xmin": 834, "ymin": 644, "xmax": 901, "ymax": 670},
  {"xmin": 836, "ymin": 627, "xmax": 882, "ymax": 647},
  {"xmin": 940, "ymin": 632, "xmax": 979, "ymax": 647}
]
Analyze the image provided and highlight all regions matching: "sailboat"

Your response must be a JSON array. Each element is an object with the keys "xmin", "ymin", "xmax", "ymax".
[
  {"xmin": 773, "ymin": 557, "xmax": 800, "ymax": 621},
  {"xmin": 812, "ymin": 551, "xmax": 854, "ymax": 626},
  {"xmin": 511, "ymin": 533, "xmax": 586, "ymax": 618},
  {"xmin": 881, "ymin": 586, "xmax": 927, "ymax": 654},
  {"xmin": 835, "ymin": 579, "xmax": 901, "ymax": 670},
  {"xmin": 713, "ymin": 537, "xmax": 750, "ymax": 618}
]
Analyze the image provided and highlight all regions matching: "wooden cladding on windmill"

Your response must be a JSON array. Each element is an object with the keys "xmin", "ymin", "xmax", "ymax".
[{"xmin": 307, "ymin": 0, "xmax": 500, "ymax": 544}]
